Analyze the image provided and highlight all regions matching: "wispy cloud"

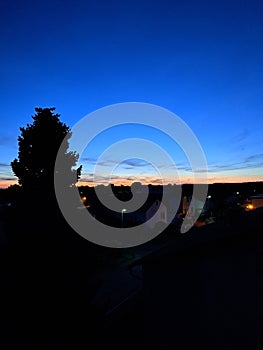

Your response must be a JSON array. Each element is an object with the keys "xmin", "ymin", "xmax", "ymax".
[
  {"xmin": 206, "ymin": 154, "xmax": 263, "ymax": 173},
  {"xmin": 0, "ymin": 135, "xmax": 13, "ymax": 146},
  {"xmin": 80, "ymin": 157, "xmax": 121, "ymax": 168},
  {"xmin": 244, "ymin": 154, "xmax": 263, "ymax": 162},
  {"xmin": 79, "ymin": 172, "xmax": 159, "ymax": 185},
  {"xmin": 78, "ymin": 150, "xmax": 263, "ymax": 186},
  {"xmin": 151, "ymin": 178, "xmax": 164, "ymax": 184},
  {"xmin": 230, "ymin": 128, "xmax": 249, "ymax": 144},
  {"xmin": 0, "ymin": 161, "xmax": 16, "ymax": 185},
  {"xmin": 122, "ymin": 159, "xmax": 149, "ymax": 167},
  {"xmin": 80, "ymin": 157, "xmax": 98, "ymax": 165},
  {"xmin": 0, "ymin": 176, "xmax": 16, "ymax": 181},
  {"xmin": 81, "ymin": 157, "xmax": 156, "ymax": 173}
]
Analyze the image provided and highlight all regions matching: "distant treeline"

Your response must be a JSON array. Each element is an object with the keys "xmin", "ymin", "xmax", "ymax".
[
  {"xmin": 78, "ymin": 181, "xmax": 263, "ymax": 199},
  {"xmin": 1, "ymin": 181, "xmax": 263, "ymax": 206}
]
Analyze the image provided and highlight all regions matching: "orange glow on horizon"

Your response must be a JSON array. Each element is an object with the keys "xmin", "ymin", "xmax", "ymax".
[
  {"xmin": 1, "ymin": 174, "xmax": 262, "ymax": 189},
  {"xmin": 77, "ymin": 174, "xmax": 263, "ymax": 187},
  {"xmin": 0, "ymin": 179, "xmax": 18, "ymax": 189}
]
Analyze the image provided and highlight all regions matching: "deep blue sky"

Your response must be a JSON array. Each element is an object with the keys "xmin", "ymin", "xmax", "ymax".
[{"xmin": 1, "ymin": 0, "xmax": 263, "ymax": 187}]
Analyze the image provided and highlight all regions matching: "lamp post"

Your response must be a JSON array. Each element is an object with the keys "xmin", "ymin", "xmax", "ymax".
[
  {"xmin": 207, "ymin": 195, "xmax": 212, "ymax": 216},
  {"xmin": 121, "ymin": 208, "xmax": 127, "ymax": 228}
]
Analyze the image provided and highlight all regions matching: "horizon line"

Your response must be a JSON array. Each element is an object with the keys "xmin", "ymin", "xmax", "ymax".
[{"xmin": 1, "ymin": 179, "xmax": 262, "ymax": 190}]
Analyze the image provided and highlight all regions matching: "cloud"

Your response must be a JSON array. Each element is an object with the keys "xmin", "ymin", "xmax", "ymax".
[
  {"xmin": 179, "ymin": 153, "xmax": 263, "ymax": 174},
  {"xmin": 0, "ymin": 135, "xmax": 14, "ymax": 146},
  {"xmin": 231, "ymin": 129, "xmax": 249, "ymax": 144},
  {"xmin": 122, "ymin": 166, "xmax": 134, "ymax": 170},
  {"xmin": 81, "ymin": 157, "xmax": 156, "ymax": 172},
  {"xmin": 0, "ymin": 176, "xmax": 16, "ymax": 181},
  {"xmin": 0, "ymin": 163, "xmax": 10, "ymax": 167},
  {"xmin": 151, "ymin": 178, "xmax": 164, "ymax": 184},
  {"xmin": 79, "ymin": 150, "xmax": 263, "ymax": 184},
  {"xmin": 79, "ymin": 171, "xmax": 160, "ymax": 186},
  {"xmin": 206, "ymin": 157, "xmax": 263, "ymax": 173},
  {"xmin": 80, "ymin": 157, "xmax": 98, "ymax": 165},
  {"xmin": 157, "ymin": 162, "xmax": 191, "ymax": 171},
  {"xmin": 244, "ymin": 154, "xmax": 263, "ymax": 162},
  {"xmin": 121, "ymin": 159, "xmax": 149, "ymax": 167},
  {"xmin": 80, "ymin": 173, "xmax": 124, "ymax": 183},
  {"xmin": 81, "ymin": 157, "xmax": 121, "ymax": 168}
]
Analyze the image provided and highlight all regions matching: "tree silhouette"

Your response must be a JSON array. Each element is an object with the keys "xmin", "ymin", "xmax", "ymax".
[
  {"xmin": 11, "ymin": 107, "xmax": 81, "ymax": 199},
  {"xmin": 7, "ymin": 109, "xmax": 105, "ymax": 349}
]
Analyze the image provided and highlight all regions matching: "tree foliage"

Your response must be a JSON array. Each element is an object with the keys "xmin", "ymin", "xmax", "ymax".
[{"xmin": 11, "ymin": 107, "xmax": 82, "ymax": 194}]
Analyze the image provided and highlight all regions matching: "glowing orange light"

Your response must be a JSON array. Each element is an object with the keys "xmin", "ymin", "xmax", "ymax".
[{"xmin": 246, "ymin": 204, "xmax": 254, "ymax": 210}]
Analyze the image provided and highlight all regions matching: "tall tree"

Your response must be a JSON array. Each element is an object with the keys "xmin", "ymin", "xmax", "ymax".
[
  {"xmin": 9, "ymin": 109, "xmax": 102, "ymax": 349},
  {"xmin": 11, "ymin": 107, "xmax": 81, "ymax": 197}
]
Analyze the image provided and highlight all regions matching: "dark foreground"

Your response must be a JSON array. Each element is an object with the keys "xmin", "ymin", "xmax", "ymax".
[{"xmin": 0, "ymin": 206, "xmax": 263, "ymax": 349}]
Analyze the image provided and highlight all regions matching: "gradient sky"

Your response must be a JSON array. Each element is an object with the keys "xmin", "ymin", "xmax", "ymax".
[{"xmin": 1, "ymin": 0, "xmax": 263, "ymax": 188}]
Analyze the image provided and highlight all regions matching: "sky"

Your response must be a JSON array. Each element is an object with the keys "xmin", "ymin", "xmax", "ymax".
[{"xmin": 1, "ymin": 0, "xmax": 263, "ymax": 188}]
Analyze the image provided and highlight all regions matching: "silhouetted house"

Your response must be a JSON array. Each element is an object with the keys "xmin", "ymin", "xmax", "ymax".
[
  {"xmin": 246, "ymin": 194, "xmax": 263, "ymax": 211},
  {"xmin": 202, "ymin": 196, "xmax": 215, "ymax": 214},
  {"xmin": 124, "ymin": 194, "xmax": 164, "ymax": 227},
  {"xmin": 181, "ymin": 195, "xmax": 208, "ymax": 216},
  {"xmin": 127, "ymin": 192, "xmax": 181, "ymax": 228},
  {"xmin": 145, "ymin": 199, "xmax": 167, "ymax": 229}
]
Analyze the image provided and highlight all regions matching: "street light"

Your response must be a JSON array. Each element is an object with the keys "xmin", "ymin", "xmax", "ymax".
[{"xmin": 121, "ymin": 208, "xmax": 127, "ymax": 227}]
